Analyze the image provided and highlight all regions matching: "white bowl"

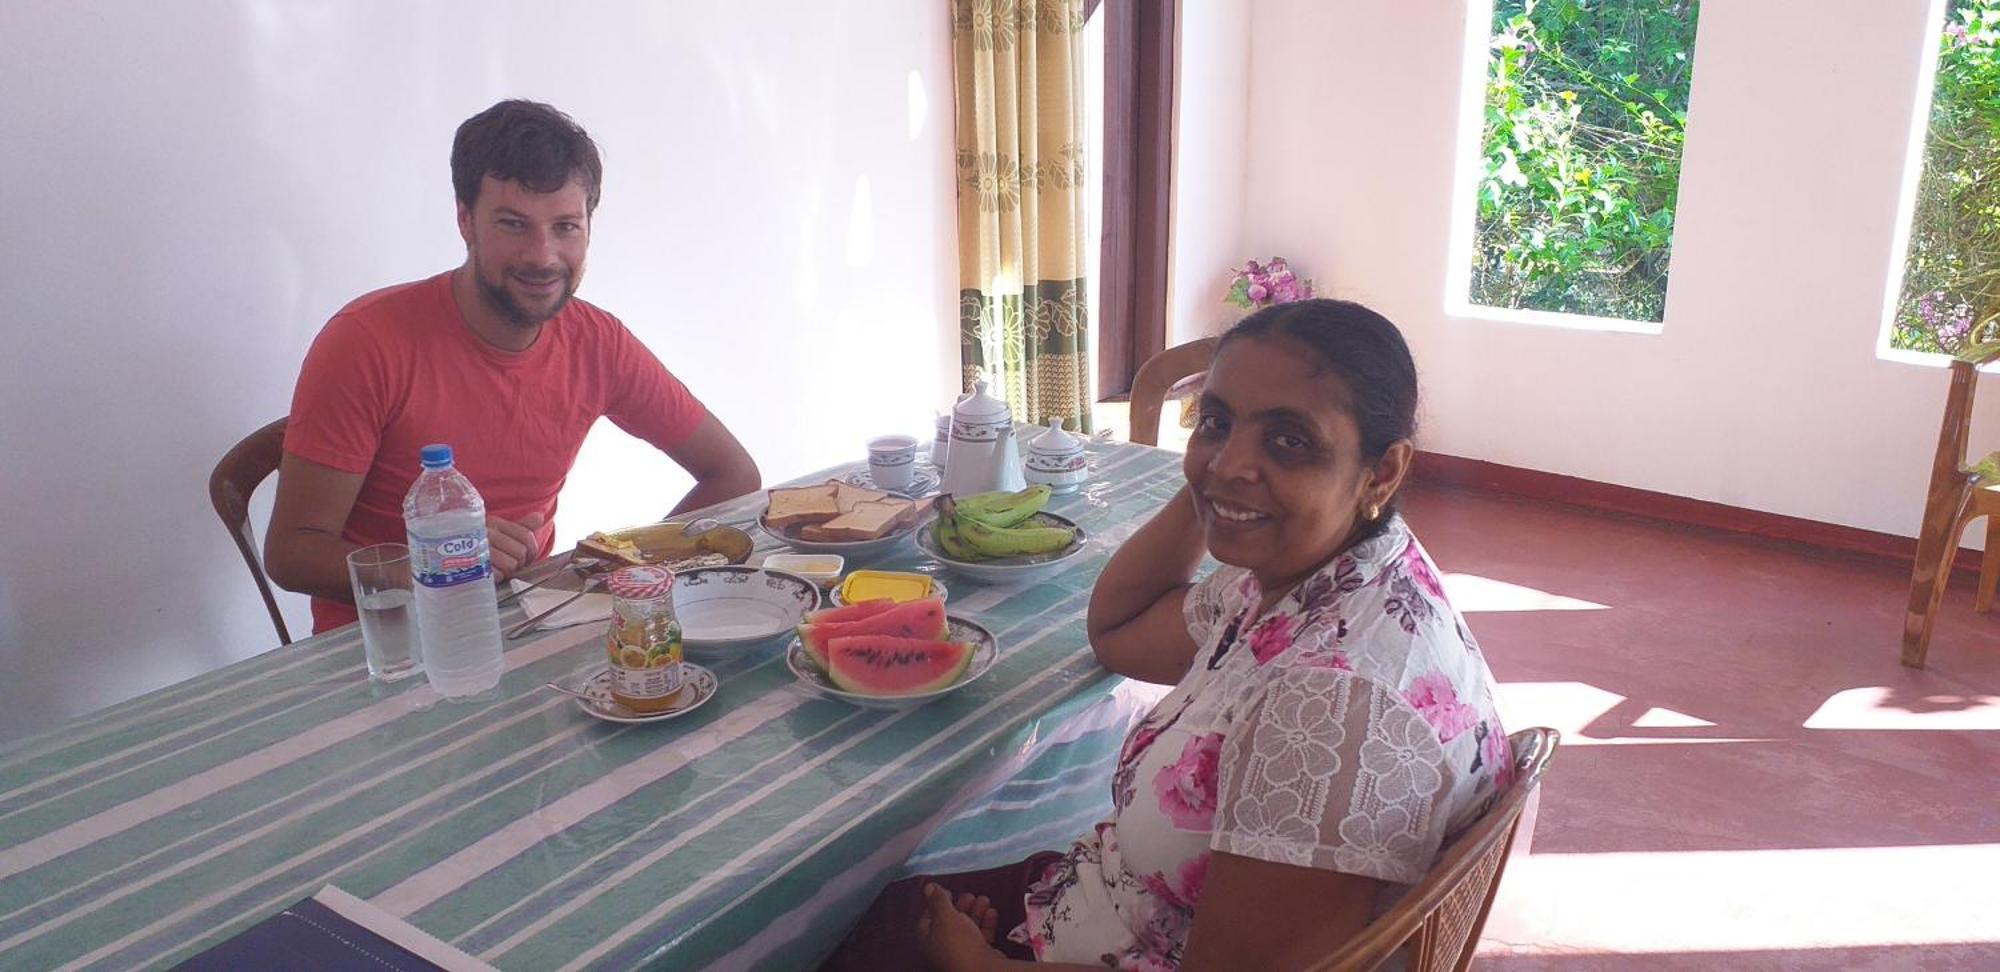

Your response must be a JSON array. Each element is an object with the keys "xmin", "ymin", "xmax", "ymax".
[
  {"xmin": 757, "ymin": 514, "xmax": 921, "ymax": 557},
  {"xmin": 914, "ymin": 511, "xmax": 1089, "ymax": 584},
  {"xmin": 785, "ymin": 615, "xmax": 998, "ymax": 709},
  {"xmin": 672, "ymin": 566, "xmax": 821, "ymax": 650}
]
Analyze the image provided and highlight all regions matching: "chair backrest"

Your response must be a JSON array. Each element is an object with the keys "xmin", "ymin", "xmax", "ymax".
[
  {"xmin": 1128, "ymin": 336, "xmax": 1218, "ymax": 446},
  {"xmin": 209, "ymin": 418, "xmax": 293, "ymax": 645},
  {"xmin": 1307, "ymin": 727, "xmax": 1561, "ymax": 972}
]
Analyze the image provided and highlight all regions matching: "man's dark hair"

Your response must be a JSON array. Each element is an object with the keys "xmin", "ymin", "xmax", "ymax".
[{"xmin": 451, "ymin": 100, "xmax": 603, "ymax": 214}]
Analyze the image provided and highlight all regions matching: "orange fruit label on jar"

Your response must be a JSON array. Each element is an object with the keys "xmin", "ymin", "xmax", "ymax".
[{"xmin": 607, "ymin": 622, "xmax": 685, "ymax": 709}]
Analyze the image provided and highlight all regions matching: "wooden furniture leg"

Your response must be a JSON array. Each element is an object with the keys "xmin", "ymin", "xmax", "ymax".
[{"xmin": 1904, "ymin": 484, "xmax": 1972, "ymax": 668}]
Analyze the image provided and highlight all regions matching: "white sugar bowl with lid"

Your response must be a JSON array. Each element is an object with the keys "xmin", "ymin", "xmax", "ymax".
[{"xmin": 1023, "ymin": 417, "xmax": 1089, "ymax": 494}]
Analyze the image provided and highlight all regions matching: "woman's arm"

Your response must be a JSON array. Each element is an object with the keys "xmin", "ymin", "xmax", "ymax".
[{"xmin": 1086, "ymin": 485, "xmax": 1207, "ymax": 684}]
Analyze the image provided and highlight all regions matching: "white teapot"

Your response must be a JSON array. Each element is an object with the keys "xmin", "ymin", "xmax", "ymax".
[{"xmin": 940, "ymin": 379, "xmax": 1026, "ymax": 496}]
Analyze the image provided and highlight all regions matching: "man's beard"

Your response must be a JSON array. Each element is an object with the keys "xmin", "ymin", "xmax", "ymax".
[{"xmin": 475, "ymin": 257, "xmax": 576, "ymax": 328}]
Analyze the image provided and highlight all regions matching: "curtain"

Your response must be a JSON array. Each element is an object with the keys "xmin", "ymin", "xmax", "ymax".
[
  {"xmin": 952, "ymin": 0, "xmax": 1093, "ymax": 433},
  {"xmin": 1095, "ymin": 0, "xmax": 1174, "ymax": 401}
]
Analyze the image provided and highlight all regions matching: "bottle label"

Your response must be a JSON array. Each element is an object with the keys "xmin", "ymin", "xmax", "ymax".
[{"xmin": 413, "ymin": 531, "xmax": 491, "ymax": 589}]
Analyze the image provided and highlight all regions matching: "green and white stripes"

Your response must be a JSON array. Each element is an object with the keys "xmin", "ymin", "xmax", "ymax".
[{"xmin": 0, "ymin": 443, "xmax": 1188, "ymax": 971}]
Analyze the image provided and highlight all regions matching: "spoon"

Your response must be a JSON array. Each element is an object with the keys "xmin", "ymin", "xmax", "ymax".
[
  {"xmin": 677, "ymin": 517, "xmax": 722, "ymax": 537},
  {"xmin": 543, "ymin": 682, "xmax": 641, "ymax": 718}
]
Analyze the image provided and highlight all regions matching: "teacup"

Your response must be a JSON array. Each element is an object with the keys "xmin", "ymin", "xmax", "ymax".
[{"xmin": 868, "ymin": 434, "xmax": 920, "ymax": 491}]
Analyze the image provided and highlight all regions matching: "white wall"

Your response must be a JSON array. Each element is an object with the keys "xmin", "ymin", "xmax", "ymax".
[
  {"xmin": 1166, "ymin": 0, "xmax": 1253, "ymax": 346},
  {"xmin": 0, "ymin": 0, "xmax": 959, "ymax": 742},
  {"xmin": 1233, "ymin": 0, "xmax": 1982, "ymax": 539}
]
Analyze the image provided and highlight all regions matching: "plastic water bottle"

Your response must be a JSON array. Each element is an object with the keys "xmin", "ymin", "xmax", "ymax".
[{"xmin": 404, "ymin": 444, "xmax": 505, "ymax": 698}]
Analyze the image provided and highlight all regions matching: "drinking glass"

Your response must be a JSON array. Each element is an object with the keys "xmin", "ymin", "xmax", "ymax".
[{"xmin": 348, "ymin": 543, "xmax": 421, "ymax": 681}]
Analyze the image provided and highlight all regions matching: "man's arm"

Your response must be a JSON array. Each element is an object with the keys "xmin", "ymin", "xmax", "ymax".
[
  {"xmin": 264, "ymin": 453, "xmax": 367, "ymax": 603},
  {"xmin": 663, "ymin": 413, "xmax": 762, "ymax": 516},
  {"xmin": 265, "ymin": 453, "xmax": 548, "ymax": 602}
]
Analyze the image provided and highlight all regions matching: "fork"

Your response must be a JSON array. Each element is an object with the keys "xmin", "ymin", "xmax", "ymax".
[
  {"xmin": 497, "ymin": 558, "xmax": 600, "ymax": 608},
  {"xmin": 505, "ymin": 574, "xmax": 607, "ymax": 639}
]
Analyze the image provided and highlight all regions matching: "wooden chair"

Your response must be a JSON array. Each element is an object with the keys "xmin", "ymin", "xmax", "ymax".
[
  {"xmin": 1306, "ymin": 727, "xmax": 1560, "ymax": 972},
  {"xmin": 1902, "ymin": 336, "xmax": 2000, "ymax": 669},
  {"xmin": 209, "ymin": 418, "xmax": 293, "ymax": 645},
  {"xmin": 1128, "ymin": 336, "xmax": 1217, "ymax": 446}
]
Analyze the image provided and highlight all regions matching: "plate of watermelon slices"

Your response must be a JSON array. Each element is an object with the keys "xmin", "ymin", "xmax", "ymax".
[{"xmin": 785, "ymin": 597, "xmax": 998, "ymax": 709}]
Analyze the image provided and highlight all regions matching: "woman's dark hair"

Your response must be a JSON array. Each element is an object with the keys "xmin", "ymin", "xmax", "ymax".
[
  {"xmin": 451, "ymin": 100, "xmax": 603, "ymax": 214},
  {"xmin": 1216, "ymin": 298, "xmax": 1419, "ymax": 460}
]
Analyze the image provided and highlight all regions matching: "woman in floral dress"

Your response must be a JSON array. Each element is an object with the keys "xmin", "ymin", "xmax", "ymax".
[{"xmin": 823, "ymin": 299, "xmax": 1510, "ymax": 971}]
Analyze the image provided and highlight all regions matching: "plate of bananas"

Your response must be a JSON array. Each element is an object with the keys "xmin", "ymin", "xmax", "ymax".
[{"xmin": 916, "ymin": 486, "xmax": 1088, "ymax": 584}]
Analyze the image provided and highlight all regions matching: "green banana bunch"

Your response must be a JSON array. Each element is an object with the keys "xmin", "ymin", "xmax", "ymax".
[
  {"xmin": 932, "ymin": 510, "xmax": 986, "ymax": 561},
  {"xmin": 952, "ymin": 485, "xmax": 1052, "ymax": 528},
  {"xmin": 935, "ymin": 493, "xmax": 1076, "ymax": 561}
]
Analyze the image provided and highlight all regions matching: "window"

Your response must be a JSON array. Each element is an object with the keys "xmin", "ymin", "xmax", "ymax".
[
  {"xmin": 1459, "ymin": 0, "xmax": 1700, "ymax": 327},
  {"xmin": 1887, "ymin": 0, "xmax": 2000, "ymax": 355}
]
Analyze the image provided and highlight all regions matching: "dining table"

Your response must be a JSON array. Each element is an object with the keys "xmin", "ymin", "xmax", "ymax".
[{"xmin": 0, "ymin": 438, "xmax": 1189, "ymax": 971}]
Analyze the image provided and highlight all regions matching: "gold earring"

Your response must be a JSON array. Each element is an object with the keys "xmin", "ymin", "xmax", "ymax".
[{"xmin": 1366, "ymin": 502, "xmax": 1382, "ymax": 521}]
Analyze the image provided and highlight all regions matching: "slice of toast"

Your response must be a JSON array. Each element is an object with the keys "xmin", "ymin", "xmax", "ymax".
[
  {"xmin": 765, "ymin": 483, "xmax": 841, "ymax": 530},
  {"xmin": 828, "ymin": 479, "xmax": 893, "ymax": 514},
  {"xmin": 798, "ymin": 498, "xmax": 915, "ymax": 542}
]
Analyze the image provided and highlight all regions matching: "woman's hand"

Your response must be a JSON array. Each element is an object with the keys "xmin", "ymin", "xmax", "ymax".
[{"xmin": 916, "ymin": 883, "xmax": 1003, "ymax": 972}]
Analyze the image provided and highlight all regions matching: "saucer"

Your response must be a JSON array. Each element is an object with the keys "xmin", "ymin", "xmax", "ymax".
[
  {"xmin": 572, "ymin": 664, "xmax": 718, "ymax": 724},
  {"xmin": 842, "ymin": 465, "xmax": 940, "ymax": 499}
]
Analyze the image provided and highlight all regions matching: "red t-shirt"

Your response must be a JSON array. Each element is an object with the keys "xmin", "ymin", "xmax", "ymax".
[{"xmin": 285, "ymin": 271, "xmax": 709, "ymax": 633}]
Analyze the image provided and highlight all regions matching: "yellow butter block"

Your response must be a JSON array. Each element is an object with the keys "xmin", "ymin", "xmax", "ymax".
[{"xmin": 840, "ymin": 570, "xmax": 935, "ymax": 604}]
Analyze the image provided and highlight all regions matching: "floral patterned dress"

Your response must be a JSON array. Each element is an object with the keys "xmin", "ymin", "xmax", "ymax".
[{"xmin": 1015, "ymin": 515, "xmax": 1512, "ymax": 969}]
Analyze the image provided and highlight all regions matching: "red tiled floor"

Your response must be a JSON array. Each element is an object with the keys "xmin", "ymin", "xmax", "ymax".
[{"xmin": 1399, "ymin": 482, "xmax": 2000, "ymax": 971}]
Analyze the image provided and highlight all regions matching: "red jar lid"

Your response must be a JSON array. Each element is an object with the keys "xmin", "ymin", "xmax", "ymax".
[{"xmin": 606, "ymin": 565, "xmax": 674, "ymax": 600}]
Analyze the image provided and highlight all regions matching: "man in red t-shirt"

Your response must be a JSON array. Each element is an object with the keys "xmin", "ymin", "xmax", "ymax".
[{"xmin": 267, "ymin": 100, "xmax": 761, "ymax": 633}]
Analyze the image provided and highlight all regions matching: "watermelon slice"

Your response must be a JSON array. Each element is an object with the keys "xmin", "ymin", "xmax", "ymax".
[
  {"xmin": 803, "ymin": 598, "xmax": 897, "ymax": 626},
  {"xmin": 798, "ymin": 597, "xmax": 947, "ymax": 671},
  {"xmin": 826, "ymin": 636, "xmax": 975, "ymax": 697}
]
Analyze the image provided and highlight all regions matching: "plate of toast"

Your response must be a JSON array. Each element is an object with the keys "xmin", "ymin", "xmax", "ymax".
[{"xmin": 759, "ymin": 479, "xmax": 934, "ymax": 555}]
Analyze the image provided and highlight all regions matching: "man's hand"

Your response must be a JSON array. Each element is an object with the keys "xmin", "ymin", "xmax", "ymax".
[{"xmin": 486, "ymin": 512, "xmax": 547, "ymax": 580}]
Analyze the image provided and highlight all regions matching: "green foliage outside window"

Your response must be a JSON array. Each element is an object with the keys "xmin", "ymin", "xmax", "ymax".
[
  {"xmin": 1471, "ymin": 0, "xmax": 1699, "ymax": 323},
  {"xmin": 1892, "ymin": 0, "xmax": 2000, "ymax": 354}
]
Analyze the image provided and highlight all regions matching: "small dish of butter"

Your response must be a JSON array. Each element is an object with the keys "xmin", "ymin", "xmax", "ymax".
[
  {"xmin": 830, "ymin": 569, "xmax": 949, "ymax": 607},
  {"xmin": 763, "ymin": 553, "xmax": 845, "ymax": 589}
]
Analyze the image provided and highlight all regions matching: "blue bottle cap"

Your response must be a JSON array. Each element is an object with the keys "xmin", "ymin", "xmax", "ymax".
[{"xmin": 420, "ymin": 444, "xmax": 454, "ymax": 469}]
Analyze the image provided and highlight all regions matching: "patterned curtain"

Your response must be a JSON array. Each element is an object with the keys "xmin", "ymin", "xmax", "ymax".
[{"xmin": 952, "ymin": 0, "xmax": 1093, "ymax": 433}]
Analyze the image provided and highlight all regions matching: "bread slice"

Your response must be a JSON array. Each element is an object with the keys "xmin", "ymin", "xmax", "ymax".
[
  {"xmin": 798, "ymin": 498, "xmax": 915, "ymax": 542},
  {"xmin": 829, "ymin": 479, "xmax": 893, "ymax": 514},
  {"xmin": 765, "ymin": 483, "xmax": 841, "ymax": 530}
]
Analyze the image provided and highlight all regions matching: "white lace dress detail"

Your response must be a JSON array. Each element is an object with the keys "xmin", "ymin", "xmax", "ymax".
[{"xmin": 1018, "ymin": 516, "xmax": 1510, "ymax": 969}]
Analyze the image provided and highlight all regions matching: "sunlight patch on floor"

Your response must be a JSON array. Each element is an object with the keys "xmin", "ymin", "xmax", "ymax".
[
  {"xmin": 1443, "ymin": 573, "xmax": 1610, "ymax": 614},
  {"xmin": 1803, "ymin": 686, "xmax": 2000, "ymax": 731},
  {"xmin": 1494, "ymin": 682, "xmax": 1762, "ymax": 746},
  {"xmin": 1482, "ymin": 843, "xmax": 2000, "ymax": 956},
  {"xmin": 1630, "ymin": 706, "xmax": 1717, "ymax": 729}
]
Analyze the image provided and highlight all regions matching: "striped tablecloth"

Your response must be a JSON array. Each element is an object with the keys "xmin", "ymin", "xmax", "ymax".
[{"xmin": 0, "ymin": 441, "xmax": 1187, "ymax": 971}]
